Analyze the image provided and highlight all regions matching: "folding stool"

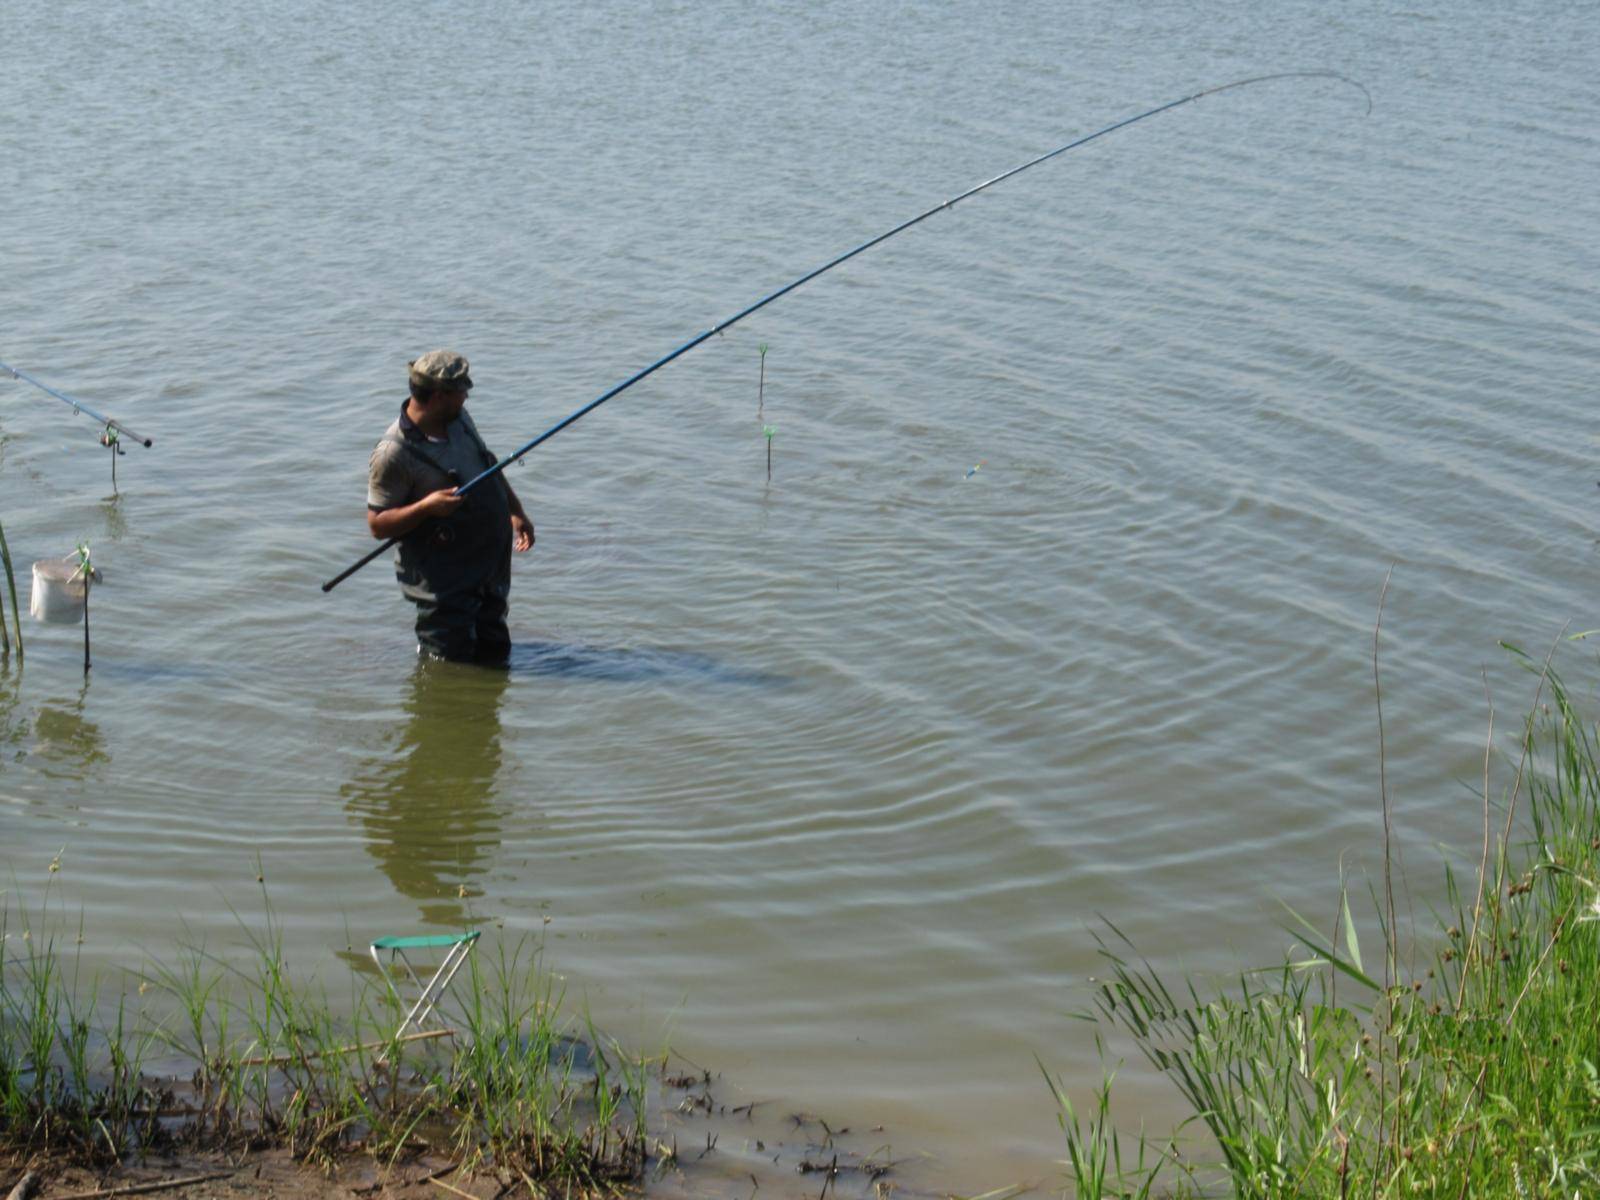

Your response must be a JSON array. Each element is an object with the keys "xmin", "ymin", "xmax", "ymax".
[{"xmin": 369, "ymin": 930, "xmax": 481, "ymax": 1043}]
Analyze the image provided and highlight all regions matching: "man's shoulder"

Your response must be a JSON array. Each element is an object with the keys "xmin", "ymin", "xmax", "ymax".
[
  {"xmin": 369, "ymin": 420, "xmax": 408, "ymax": 469},
  {"xmin": 367, "ymin": 418, "xmax": 416, "ymax": 509},
  {"xmin": 373, "ymin": 417, "xmax": 406, "ymax": 449}
]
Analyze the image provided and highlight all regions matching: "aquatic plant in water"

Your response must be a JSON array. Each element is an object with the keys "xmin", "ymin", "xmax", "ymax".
[
  {"xmin": 757, "ymin": 342, "xmax": 768, "ymax": 419},
  {"xmin": 74, "ymin": 541, "xmax": 93, "ymax": 672},
  {"xmin": 1048, "ymin": 645, "xmax": 1600, "ymax": 1199},
  {"xmin": 0, "ymin": 517, "xmax": 21, "ymax": 656}
]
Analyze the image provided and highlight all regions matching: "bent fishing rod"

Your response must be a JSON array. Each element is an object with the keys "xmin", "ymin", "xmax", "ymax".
[
  {"xmin": 323, "ymin": 69, "xmax": 1369, "ymax": 594},
  {"xmin": 1, "ymin": 359, "xmax": 155, "ymax": 448}
]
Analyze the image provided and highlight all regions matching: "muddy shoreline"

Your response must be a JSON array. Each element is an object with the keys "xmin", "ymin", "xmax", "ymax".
[{"xmin": 3, "ymin": 1064, "xmax": 958, "ymax": 1200}]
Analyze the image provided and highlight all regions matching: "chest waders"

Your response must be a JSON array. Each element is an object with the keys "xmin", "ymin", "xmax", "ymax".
[{"xmin": 388, "ymin": 424, "xmax": 512, "ymax": 617}]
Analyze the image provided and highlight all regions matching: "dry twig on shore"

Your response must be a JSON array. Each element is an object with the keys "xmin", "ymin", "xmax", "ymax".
[{"xmin": 50, "ymin": 1171, "xmax": 235, "ymax": 1200}]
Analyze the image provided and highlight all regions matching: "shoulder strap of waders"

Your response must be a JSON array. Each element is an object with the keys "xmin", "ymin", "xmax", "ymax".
[
  {"xmin": 455, "ymin": 413, "xmax": 499, "ymax": 473},
  {"xmin": 384, "ymin": 430, "xmax": 459, "ymax": 483},
  {"xmin": 388, "ymin": 418, "xmax": 498, "ymax": 479}
]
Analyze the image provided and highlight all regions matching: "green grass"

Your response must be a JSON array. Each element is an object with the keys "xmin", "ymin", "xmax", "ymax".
[
  {"xmin": 1049, "ymin": 649, "xmax": 1600, "ymax": 1198},
  {"xmin": 0, "ymin": 905, "xmax": 651, "ymax": 1190}
]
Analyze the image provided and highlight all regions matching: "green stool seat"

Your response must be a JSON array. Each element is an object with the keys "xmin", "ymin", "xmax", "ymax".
[{"xmin": 373, "ymin": 933, "xmax": 480, "ymax": 951}]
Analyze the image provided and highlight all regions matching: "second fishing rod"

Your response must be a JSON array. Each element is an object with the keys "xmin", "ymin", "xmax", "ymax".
[
  {"xmin": 322, "ymin": 70, "xmax": 1369, "ymax": 594},
  {"xmin": 1, "ymin": 360, "xmax": 155, "ymax": 448}
]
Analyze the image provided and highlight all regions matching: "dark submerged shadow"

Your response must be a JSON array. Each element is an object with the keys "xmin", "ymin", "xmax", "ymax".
[
  {"xmin": 507, "ymin": 639, "xmax": 788, "ymax": 687},
  {"xmin": 341, "ymin": 659, "xmax": 509, "ymax": 928}
]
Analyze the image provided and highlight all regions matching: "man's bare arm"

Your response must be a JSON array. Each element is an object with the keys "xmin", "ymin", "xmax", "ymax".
[{"xmin": 366, "ymin": 487, "xmax": 463, "ymax": 540}]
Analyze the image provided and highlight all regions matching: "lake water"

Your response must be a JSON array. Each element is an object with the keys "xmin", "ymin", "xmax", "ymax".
[{"xmin": 3, "ymin": 0, "xmax": 1598, "ymax": 1191}]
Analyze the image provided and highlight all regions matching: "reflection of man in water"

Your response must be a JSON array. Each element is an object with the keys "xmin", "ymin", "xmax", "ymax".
[{"xmin": 343, "ymin": 661, "xmax": 509, "ymax": 927}]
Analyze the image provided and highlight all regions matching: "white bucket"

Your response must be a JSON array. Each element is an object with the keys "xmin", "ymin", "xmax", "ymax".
[{"xmin": 30, "ymin": 556, "xmax": 98, "ymax": 625}]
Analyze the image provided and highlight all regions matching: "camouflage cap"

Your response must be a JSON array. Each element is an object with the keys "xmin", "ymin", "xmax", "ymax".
[{"xmin": 408, "ymin": 349, "xmax": 472, "ymax": 388}]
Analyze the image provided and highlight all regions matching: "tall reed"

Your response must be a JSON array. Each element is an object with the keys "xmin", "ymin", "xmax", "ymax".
[
  {"xmin": 0, "ymin": 517, "xmax": 22, "ymax": 656},
  {"xmin": 1050, "ymin": 650, "xmax": 1600, "ymax": 1199}
]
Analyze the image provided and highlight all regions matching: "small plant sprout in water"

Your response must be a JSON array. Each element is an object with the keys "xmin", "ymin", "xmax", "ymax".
[
  {"xmin": 757, "ymin": 343, "xmax": 769, "ymax": 418},
  {"xmin": 74, "ymin": 541, "xmax": 94, "ymax": 673},
  {"xmin": 763, "ymin": 424, "xmax": 777, "ymax": 481}
]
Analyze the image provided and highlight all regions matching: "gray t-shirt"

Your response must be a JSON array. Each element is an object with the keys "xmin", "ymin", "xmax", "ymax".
[{"xmin": 367, "ymin": 407, "xmax": 496, "ymax": 510}]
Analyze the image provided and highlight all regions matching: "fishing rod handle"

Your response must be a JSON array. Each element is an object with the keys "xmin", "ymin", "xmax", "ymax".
[
  {"xmin": 105, "ymin": 419, "xmax": 154, "ymax": 448},
  {"xmin": 322, "ymin": 536, "xmax": 399, "ymax": 592}
]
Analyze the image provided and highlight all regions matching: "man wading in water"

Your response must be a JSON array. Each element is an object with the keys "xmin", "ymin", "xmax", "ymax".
[{"xmin": 367, "ymin": 351, "xmax": 535, "ymax": 663}]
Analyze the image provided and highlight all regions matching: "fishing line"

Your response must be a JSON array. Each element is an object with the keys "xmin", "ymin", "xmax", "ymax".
[
  {"xmin": 323, "ymin": 70, "xmax": 1369, "ymax": 594},
  {"xmin": 0, "ymin": 359, "xmax": 156, "ymax": 448}
]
